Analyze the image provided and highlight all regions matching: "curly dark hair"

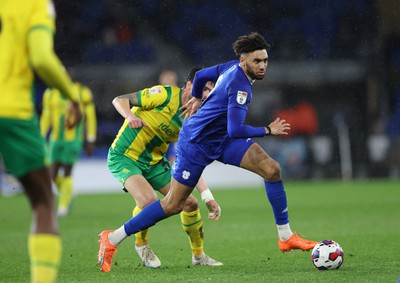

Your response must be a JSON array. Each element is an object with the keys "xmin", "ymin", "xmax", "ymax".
[
  {"xmin": 232, "ymin": 32, "xmax": 271, "ymax": 56},
  {"xmin": 185, "ymin": 66, "xmax": 203, "ymax": 83}
]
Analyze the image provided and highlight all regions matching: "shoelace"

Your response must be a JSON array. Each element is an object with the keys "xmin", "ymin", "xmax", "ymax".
[
  {"xmin": 143, "ymin": 246, "xmax": 156, "ymax": 261},
  {"xmin": 197, "ymin": 254, "xmax": 213, "ymax": 265}
]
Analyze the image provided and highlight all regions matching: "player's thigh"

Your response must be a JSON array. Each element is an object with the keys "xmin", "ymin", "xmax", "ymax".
[
  {"xmin": 108, "ymin": 148, "xmax": 138, "ymax": 185},
  {"xmin": 0, "ymin": 117, "xmax": 46, "ymax": 178},
  {"xmin": 219, "ymin": 138, "xmax": 255, "ymax": 167},
  {"xmin": 161, "ymin": 177, "xmax": 196, "ymax": 215},
  {"xmin": 240, "ymin": 143, "xmax": 279, "ymax": 178},
  {"xmin": 124, "ymin": 174, "xmax": 158, "ymax": 207},
  {"xmin": 159, "ymin": 184, "xmax": 198, "ymax": 211},
  {"xmin": 172, "ymin": 136, "xmax": 213, "ymax": 187},
  {"xmin": 132, "ymin": 157, "xmax": 174, "ymax": 206},
  {"xmin": 146, "ymin": 157, "xmax": 171, "ymax": 191}
]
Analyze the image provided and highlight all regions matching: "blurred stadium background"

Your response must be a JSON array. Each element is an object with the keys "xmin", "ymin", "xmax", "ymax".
[{"xmin": 3, "ymin": 0, "xmax": 400, "ymax": 194}]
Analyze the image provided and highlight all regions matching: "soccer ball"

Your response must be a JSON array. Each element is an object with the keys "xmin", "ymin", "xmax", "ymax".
[{"xmin": 311, "ymin": 240, "xmax": 344, "ymax": 270}]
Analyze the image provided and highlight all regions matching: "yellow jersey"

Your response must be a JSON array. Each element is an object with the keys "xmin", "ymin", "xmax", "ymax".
[
  {"xmin": 40, "ymin": 83, "xmax": 97, "ymax": 143},
  {"xmin": 111, "ymin": 85, "xmax": 183, "ymax": 165},
  {"xmin": 0, "ymin": 0, "xmax": 55, "ymax": 120}
]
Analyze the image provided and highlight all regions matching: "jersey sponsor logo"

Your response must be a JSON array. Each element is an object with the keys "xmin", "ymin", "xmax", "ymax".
[
  {"xmin": 159, "ymin": 122, "xmax": 178, "ymax": 137},
  {"xmin": 182, "ymin": 170, "xmax": 191, "ymax": 180},
  {"xmin": 149, "ymin": 86, "xmax": 163, "ymax": 95},
  {"xmin": 236, "ymin": 91, "xmax": 248, "ymax": 105}
]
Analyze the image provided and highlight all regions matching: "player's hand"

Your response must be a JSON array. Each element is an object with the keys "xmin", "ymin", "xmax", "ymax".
[
  {"xmin": 127, "ymin": 113, "xmax": 147, "ymax": 129},
  {"xmin": 205, "ymin": 199, "xmax": 221, "ymax": 221},
  {"xmin": 65, "ymin": 101, "xmax": 82, "ymax": 129},
  {"xmin": 84, "ymin": 141, "xmax": 95, "ymax": 156},
  {"xmin": 179, "ymin": 97, "xmax": 202, "ymax": 119},
  {"xmin": 267, "ymin": 117, "xmax": 291, "ymax": 136}
]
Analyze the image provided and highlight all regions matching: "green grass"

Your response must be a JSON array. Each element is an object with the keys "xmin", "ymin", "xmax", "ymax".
[{"xmin": 1, "ymin": 180, "xmax": 400, "ymax": 282}]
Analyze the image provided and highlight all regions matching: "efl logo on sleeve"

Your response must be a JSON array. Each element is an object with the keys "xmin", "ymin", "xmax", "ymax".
[
  {"xmin": 236, "ymin": 91, "xmax": 248, "ymax": 105},
  {"xmin": 149, "ymin": 86, "xmax": 163, "ymax": 95}
]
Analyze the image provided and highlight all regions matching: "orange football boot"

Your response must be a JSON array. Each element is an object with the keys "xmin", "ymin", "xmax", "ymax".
[
  {"xmin": 98, "ymin": 230, "xmax": 117, "ymax": 272},
  {"xmin": 279, "ymin": 234, "xmax": 318, "ymax": 252}
]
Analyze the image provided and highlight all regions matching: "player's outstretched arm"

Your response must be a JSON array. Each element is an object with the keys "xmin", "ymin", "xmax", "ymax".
[
  {"xmin": 195, "ymin": 176, "xmax": 221, "ymax": 221},
  {"xmin": 28, "ymin": 28, "xmax": 82, "ymax": 128},
  {"xmin": 83, "ymin": 88, "xmax": 97, "ymax": 155},
  {"xmin": 28, "ymin": 28, "xmax": 77, "ymax": 102}
]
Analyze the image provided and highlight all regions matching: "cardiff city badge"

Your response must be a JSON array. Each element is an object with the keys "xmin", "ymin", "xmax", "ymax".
[{"xmin": 236, "ymin": 90, "xmax": 248, "ymax": 105}]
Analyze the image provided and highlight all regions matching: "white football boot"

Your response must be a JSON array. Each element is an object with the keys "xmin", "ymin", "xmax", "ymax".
[
  {"xmin": 192, "ymin": 253, "xmax": 223, "ymax": 266},
  {"xmin": 135, "ymin": 244, "xmax": 161, "ymax": 268}
]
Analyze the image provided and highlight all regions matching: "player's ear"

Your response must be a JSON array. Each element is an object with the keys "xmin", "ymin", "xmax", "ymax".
[{"xmin": 239, "ymin": 56, "xmax": 246, "ymax": 68}]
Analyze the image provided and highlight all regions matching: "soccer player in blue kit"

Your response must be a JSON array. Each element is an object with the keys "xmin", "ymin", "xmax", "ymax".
[{"xmin": 98, "ymin": 32, "xmax": 317, "ymax": 270}]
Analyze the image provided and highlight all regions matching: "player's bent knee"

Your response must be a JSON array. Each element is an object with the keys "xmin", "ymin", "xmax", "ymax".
[
  {"xmin": 140, "ymin": 197, "xmax": 158, "ymax": 208},
  {"xmin": 182, "ymin": 195, "xmax": 199, "ymax": 212},
  {"xmin": 165, "ymin": 205, "xmax": 184, "ymax": 216},
  {"xmin": 160, "ymin": 198, "xmax": 185, "ymax": 216},
  {"xmin": 264, "ymin": 160, "xmax": 282, "ymax": 181}
]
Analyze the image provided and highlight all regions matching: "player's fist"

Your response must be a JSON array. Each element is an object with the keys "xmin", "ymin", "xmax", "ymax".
[
  {"xmin": 65, "ymin": 101, "xmax": 82, "ymax": 129},
  {"xmin": 206, "ymin": 199, "xmax": 221, "ymax": 221},
  {"xmin": 127, "ymin": 113, "xmax": 147, "ymax": 129}
]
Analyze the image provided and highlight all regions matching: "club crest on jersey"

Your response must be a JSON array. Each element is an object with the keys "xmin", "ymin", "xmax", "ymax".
[
  {"xmin": 182, "ymin": 170, "xmax": 191, "ymax": 180},
  {"xmin": 236, "ymin": 91, "xmax": 248, "ymax": 105}
]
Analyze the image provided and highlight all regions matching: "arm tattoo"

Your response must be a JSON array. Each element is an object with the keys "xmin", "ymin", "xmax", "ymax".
[{"xmin": 118, "ymin": 92, "xmax": 139, "ymax": 106}]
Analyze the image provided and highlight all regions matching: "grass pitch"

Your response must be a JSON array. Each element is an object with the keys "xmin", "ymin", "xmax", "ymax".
[{"xmin": 1, "ymin": 179, "xmax": 399, "ymax": 282}]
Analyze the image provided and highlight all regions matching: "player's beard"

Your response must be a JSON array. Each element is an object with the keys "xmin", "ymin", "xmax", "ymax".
[{"xmin": 247, "ymin": 68, "xmax": 265, "ymax": 80}]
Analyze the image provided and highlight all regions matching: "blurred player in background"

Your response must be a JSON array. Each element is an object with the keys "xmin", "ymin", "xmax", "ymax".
[
  {"xmin": 97, "ymin": 33, "xmax": 318, "ymax": 269},
  {"xmin": 98, "ymin": 69, "xmax": 220, "ymax": 272},
  {"xmin": 40, "ymin": 81, "xmax": 97, "ymax": 216},
  {"xmin": 0, "ymin": 0, "xmax": 81, "ymax": 282},
  {"xmin": 158, "ymin": 69, "xmax": 179, "ymax": 86}
]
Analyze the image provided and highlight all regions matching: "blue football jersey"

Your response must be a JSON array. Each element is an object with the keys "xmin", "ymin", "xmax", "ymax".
[{"xmin": 183, "ymin": 60, "xmax": 258, "ymax": 143}]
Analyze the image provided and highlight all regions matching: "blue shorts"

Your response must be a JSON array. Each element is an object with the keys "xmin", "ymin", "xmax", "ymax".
[{"xmin": 172, "ymin": 131, "xmax": 254, "ymax": 187}]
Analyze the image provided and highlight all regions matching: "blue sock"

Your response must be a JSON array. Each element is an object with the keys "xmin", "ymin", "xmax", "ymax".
[
  {"xmin": 123, "ymin": 200, "xmax": 167, "ymax": 236},
  {"xmin": 264, "ymin": 180, "xmax": 289, "ymax": 225}
]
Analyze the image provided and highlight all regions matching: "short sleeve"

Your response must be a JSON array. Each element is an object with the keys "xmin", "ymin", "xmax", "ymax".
[
  {"xmin": 137, "ymin": 85, "xmax": 168, "ymax": 110},
  {"xmin": 30, "ymin": 0, "xmax": 56, "ymax": 32}
]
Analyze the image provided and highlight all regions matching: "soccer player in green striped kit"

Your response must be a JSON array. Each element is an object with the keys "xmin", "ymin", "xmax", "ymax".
[
  {"xmin": 41, "ymin": 82, "xmax": 97, "ymax": 216},
  {"xmin": 100, "ymin": 68, "xmax": 221, "ymax": 271}
]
